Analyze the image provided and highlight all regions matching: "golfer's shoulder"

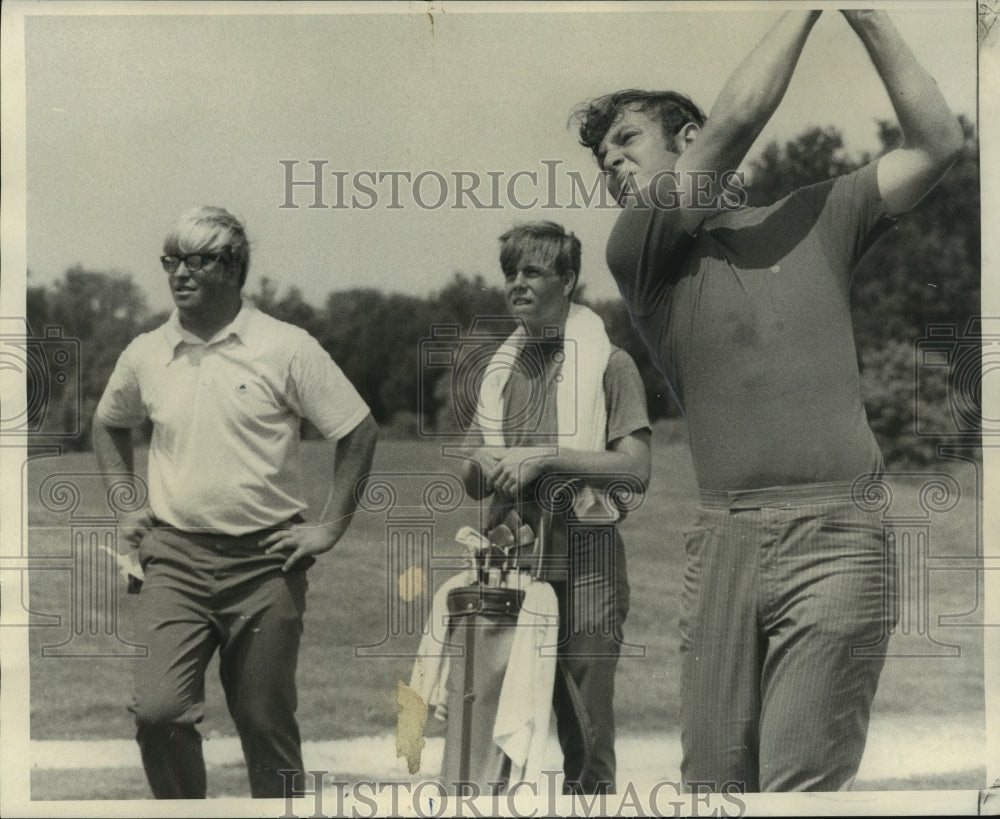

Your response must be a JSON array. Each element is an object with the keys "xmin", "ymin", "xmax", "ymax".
[
  {"xmin": 773, "ymin": 164, "xmax": 878, "ymax": 218},
  {"xmin": 115, "ymin": 319, "xmax": 173, "ymax": 368},
  {"xmin": 244, "ymin": 307, "xmax": 322, "ymax": 357},
  {"xmin": 605, "ymin": 345, "xmax": 644, "ymax": 387},
  {"xmin": 607, "ymin": 343, "xmax": 639, "ymax": 362}
]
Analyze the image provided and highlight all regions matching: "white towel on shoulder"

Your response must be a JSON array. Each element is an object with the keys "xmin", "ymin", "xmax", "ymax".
[{"xmin": 474, "ymin": 303, "xmax": 619, "ymax": 521}]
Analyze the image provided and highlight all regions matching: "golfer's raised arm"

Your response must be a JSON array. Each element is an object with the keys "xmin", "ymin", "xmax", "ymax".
[
  {"xmin": 675, "ymin": 10, "xmax": 823, "ymax": 183},
  {"xmin": 841, "ymin": 10, "xmax": 963, "ymax": 217}
]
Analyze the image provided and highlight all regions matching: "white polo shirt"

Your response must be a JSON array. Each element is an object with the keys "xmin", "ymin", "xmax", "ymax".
[{"xmin": 96, "ymin": 302, "xmax": 371, "ymax": 534}]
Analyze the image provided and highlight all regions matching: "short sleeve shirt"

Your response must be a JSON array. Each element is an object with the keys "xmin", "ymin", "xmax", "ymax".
[
  {"xmin": 95, "ymin": 303, "xmax": 371, "ymax": 534},
  {"xmin": 464, "ymin": 343, "xmax": 651, "ymax": 548},
  {"xmin": 606, "ymin": 162, "xmax": 895, "ymax": 490}
]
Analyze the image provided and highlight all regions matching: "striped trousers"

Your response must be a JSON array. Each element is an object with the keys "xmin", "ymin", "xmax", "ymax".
[{"xmin": 679, "ymin": 482, "xmax": 898, "ymax": 792}]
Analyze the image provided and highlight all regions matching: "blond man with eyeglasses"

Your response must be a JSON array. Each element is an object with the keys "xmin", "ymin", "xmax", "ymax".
[{"xmin": 93, "ymin": 206, "xmax": 378, "ymax": 798}]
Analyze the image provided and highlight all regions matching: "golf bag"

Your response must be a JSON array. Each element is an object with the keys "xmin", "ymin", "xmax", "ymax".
[{"xmin": 439, "ymin": 509, "xmax": 557, "ymax": 793}]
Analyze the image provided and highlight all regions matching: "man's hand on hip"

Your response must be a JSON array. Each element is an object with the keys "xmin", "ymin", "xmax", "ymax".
[
  {"xmin": 120, "ymin": 506, "xmax": 156, "ymax": 549},
  {"xmin": 260, "ymin": 522, "xmax": 342, "ymax": 572}
]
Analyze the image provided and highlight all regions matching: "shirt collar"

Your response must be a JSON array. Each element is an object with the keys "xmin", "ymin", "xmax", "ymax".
[{"xmin": 162, "ymin": 300, "xmax": 256, "ymax": 360}]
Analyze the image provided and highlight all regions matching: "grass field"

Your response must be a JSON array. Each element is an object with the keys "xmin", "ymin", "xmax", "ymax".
[
  {"xmin": 21, "ymin": 423, "xmax": 987, "ymax": 796},
  {"xmin": 26, "ymin": 764, "xmax": 989, "ymax": 803}
]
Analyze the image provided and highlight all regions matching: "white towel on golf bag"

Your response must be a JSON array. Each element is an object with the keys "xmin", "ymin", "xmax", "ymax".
[
  {"xmin": 492, "ymin": 577, "xmax": 559, "ymax": 784},
  {"xmin": 474, "ymin": 303, "xmax": 619, "ymax": 522},
  {"xmin": 409, "ymin": 569, "xmax": 474, "ymax": 719}
]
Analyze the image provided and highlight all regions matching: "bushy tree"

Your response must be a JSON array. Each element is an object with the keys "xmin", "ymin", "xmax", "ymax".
[
  {"xmin": 415, "ymin": 273, "xmax": 511, "ymax": 434},
  {"xmin": 746, "ymin": 119, "xmax": 980, "ymax": 466},
  {"xmin": 432, "ymin": 272, "xmax": 508, "ymax": 331},
  {"xmin": 316, "ymin": 287, "xmax": 433, "ymax": 424},
  {"xmin": 249, "ymin": 277, "xmax": 320, "ymax": 337},
  {"xmin": 591, "ymin": 298, "xmax": 681, "ymax": 421},
  {"xmin": 853, "ymin": 117, "xmax": 980, "ymax": 350},
  {"xmin": 745, "ymin": 126, "xmax": 857, "ymax": 207},
  {"xmin": 860, "ymin": 339, "xmax": 955, "ymax": 468},
  {"xmin": 26, "ymin": 121, "xmax": 979, "ymax": 464},
  {"xmin": 25, "ymin": 267, "xmax": 149, "ymax": 450}
]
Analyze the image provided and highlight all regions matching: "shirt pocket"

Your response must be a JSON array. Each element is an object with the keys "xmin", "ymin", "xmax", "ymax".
[{"xmin": 219, "ymin": 375, "xmax": 293, "ymax": 433}]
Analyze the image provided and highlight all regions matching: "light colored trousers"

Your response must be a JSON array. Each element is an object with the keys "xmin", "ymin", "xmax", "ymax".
[{"xmin": 679, "ymin": 482, "xmax": 898, "ymax": 792}]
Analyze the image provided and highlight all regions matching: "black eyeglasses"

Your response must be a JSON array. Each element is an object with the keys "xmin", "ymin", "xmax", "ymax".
[{"xmin": 159, "ymin": 253, "xmax": 224, "ymax": 274}]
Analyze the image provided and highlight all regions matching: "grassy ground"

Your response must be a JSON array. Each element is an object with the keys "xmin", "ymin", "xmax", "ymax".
[
  {"xmin": 22, "ymin": 424, "xmax": 986, "ymax": 790},
  {"xmin": 29, "ymin": 766, "xmax": 251, "ymax": 802},
  {"xmin": 26, "ymin": 764, "xmax": 990, "ymax": 802}
]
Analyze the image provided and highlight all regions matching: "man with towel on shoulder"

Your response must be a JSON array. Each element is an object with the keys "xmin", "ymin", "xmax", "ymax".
[{"xmin": 458, "ymin": 220, "xmax": 652, "ymax": 794}]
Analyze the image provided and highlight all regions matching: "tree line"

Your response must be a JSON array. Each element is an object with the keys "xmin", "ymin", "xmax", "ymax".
[{"xmin": 25, "ymin": 120, "xmax": 980, "ymax": 467}]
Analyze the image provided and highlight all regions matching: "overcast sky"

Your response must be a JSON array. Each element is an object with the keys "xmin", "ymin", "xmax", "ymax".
[{"xmin": 9, "ymin": 2, "xmax": 981, "ymax": 315}]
